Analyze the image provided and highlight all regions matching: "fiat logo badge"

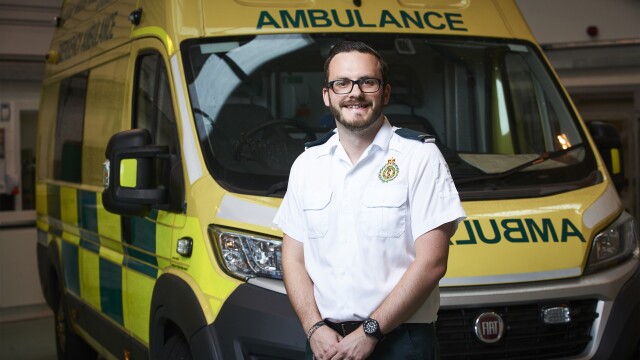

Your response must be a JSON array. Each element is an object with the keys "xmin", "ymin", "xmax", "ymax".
[{"xmin": 474, "ymin": 312, "xmax": 504, "ymax": 343}]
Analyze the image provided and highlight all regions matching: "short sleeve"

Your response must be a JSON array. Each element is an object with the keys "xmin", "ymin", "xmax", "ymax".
[
  {"xmin": 408, "ymin": 145, "xmax": 466, "ymax": 240},
  {"xmin": 273, "ymin": 156, "xmax": 308, "ymax": 243}
]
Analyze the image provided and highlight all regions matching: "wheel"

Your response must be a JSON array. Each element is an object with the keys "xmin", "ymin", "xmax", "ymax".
[
  {"xmin": 54, "ymin": 290, "xmax": 97, "ymax": 359},
  {"xmin": 162, "ymin": 333, "xmax": 193, "ymax": 360}
]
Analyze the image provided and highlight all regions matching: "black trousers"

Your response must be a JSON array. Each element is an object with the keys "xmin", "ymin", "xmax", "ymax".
[{"xmin": 306, "ymin": 323, "xmax": 439, "ymax": 360}]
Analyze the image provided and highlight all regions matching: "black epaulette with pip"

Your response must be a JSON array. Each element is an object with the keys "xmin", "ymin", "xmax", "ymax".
[
  {"xmin": 305, "ymin": 130, "xmax": 336, "ymax": 148},
  {"xmin": 394, "ymin": 128, "xmax": 435, "ymax": 143}
]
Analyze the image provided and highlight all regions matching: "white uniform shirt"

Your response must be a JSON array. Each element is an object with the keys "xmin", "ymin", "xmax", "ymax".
[{"xmin": 274, "ymin": 119, "xmax": 466, "ymax": 323}]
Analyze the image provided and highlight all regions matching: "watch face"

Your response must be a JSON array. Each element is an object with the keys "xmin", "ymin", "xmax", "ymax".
[{"xmin": 364, "ymin": 319, "xmax": 378, "ymax": 334}]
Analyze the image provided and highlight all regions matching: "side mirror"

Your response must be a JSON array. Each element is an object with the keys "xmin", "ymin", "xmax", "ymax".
[
  {"xmin": 102, "ymin": 129, "xmax": 169, "ymax": 217},
  {"xmin": 588, "ymin": 121, "xmax": 626, "ymax": 193}
]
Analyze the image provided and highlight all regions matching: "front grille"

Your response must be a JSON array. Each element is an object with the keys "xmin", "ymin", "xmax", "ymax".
[{"xmin": 436, "ymin": 299, "xmax": 598, "ymax": 360}]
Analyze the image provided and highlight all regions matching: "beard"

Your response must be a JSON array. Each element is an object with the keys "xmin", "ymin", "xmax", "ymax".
[{"xmin": 328, "ymin": 93, "xmax": 384, "ymax": 132}]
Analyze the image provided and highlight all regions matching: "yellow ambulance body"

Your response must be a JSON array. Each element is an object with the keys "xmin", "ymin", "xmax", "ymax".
[{"xmin": 36, "ymin": 0, "xmax": 639, "ymax": 359}]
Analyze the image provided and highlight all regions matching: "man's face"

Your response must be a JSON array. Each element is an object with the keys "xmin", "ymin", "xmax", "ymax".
[{"xmin": 323, "ymin": 51, "xmax": 391, "ymax": 132}]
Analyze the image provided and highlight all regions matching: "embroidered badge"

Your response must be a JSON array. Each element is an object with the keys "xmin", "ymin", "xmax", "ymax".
[{"xmin": 378, "ymin": 157, "xmax": 399, "ymax": 183}]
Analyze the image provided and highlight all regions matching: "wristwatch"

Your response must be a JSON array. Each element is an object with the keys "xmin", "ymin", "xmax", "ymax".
[{"xmin": 362, "ymin": 318, "xmax": 385, "ymax": 341}]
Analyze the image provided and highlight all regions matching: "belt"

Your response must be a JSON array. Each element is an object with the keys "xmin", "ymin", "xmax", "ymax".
[
  {"xmin": 323, "ymin": 321, "xmax": 431, "ymax": 338},
  {"xmin": 324, "ymin": 320, "xmax": 363, "ymax": 337}
]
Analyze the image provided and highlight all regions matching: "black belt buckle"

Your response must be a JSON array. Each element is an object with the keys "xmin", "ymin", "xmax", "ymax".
[{"xmin": 326, "ymin": 320, "xmax": 362, "ymax": 336}]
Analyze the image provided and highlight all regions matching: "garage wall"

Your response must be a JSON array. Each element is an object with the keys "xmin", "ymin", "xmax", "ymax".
[{"xmin": 0, "ymin": 0, "xmax": 62, "ymax": 319}]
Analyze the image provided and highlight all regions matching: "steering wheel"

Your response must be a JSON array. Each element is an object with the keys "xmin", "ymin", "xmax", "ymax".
[{"xmin": 234, "ymin": 120, "xmax": 317, "ymax": 160}]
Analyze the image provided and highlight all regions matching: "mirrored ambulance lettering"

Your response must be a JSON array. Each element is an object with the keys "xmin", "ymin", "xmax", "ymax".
[
  {"xmin": 58, "ymin": 11, "xmax": 117, "ymax": 62},
  {"xmin": 256, "ymin": 9, "xmax": 467, "ymax": 31},
  {"xmin": 454, "ymin": 218, "xmax": 585, "ymax": 245}
]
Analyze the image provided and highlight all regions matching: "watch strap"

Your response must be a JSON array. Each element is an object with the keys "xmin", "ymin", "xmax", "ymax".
[{"xmin": 306, "ymin": 320, "xmax": 326, "ymax": 341}]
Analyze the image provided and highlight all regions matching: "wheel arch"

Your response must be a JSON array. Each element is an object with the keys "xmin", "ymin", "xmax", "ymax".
[
  {"xmin": 36, "ymin": 234, "xmax": 62, "ymax": 310},
  {"xmin": 149, "ymin": 273, "xmax": 220, "ymax": 360}
]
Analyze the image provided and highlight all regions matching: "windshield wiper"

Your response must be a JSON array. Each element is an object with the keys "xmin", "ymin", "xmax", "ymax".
[
  {"xmin": 455, "ymin": 143, "xmax": 585, "ymax": 185},
  {"xmin": 266, "ymin": 181, "xmax": 288, "ymax": 196}
]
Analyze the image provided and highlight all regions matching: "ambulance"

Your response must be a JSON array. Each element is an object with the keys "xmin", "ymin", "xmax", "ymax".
[{"xmin": 36, "ymin": 0, "xmax": 639, "ymax": 359}]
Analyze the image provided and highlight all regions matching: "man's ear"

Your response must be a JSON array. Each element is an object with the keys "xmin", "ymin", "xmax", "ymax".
[
  {"xmin": 383, "ymin": 83, "xmax": 391, "ymax": 105},
  {"xmin": 323, "ymin": 87, "xmax": 330, "ymax": 107}
]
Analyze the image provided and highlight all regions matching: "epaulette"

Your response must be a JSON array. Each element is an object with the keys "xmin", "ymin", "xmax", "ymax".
[
  {"xmin": 305, "ymin": 130, "xmax": 336, "ymax": 148},
  {"xmin": 394, "ymin": 128, "xmax": 435, "ymax": 143}
]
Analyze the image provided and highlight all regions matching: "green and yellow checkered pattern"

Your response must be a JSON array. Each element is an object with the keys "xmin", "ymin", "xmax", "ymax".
[{"xmin": 36, "ymin": 182, "xmax": 174, "ymax": 344}]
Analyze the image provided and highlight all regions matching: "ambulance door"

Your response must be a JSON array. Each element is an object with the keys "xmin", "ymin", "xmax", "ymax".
[{"xmin": 122, "ymin": 38, "xmax": 183, "ymax": 351}]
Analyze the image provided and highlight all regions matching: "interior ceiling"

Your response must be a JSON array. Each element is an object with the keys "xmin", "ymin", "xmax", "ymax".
[
  {"xmin": 0, "ymin": 0, "xmax": 62, "ymax": 82},
  {"xmin": 0, "ymin": 1, "xmax": 638, "ymax": 87},
  {"xmin": 0, "ymin": 0, "xmax": 62, "ymax": 26}
]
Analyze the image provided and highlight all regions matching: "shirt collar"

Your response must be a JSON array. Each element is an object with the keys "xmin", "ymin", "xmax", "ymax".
[
  {"xmin": 313, "ymin": 117, "xmax": 394, "ymax": 158},
  {"xmin": 313, "ymin": 128, "xmax": 339, "ymax": 158},
  {"xmin": 359, "ymin": 117, "xmax": 394, "ymax": 161},
  {"xmin": 371, "ymin": 117, "xmax": 393, "ymax": 152}
]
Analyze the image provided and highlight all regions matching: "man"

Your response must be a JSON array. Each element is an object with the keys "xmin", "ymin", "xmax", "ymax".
[{"xmin": 274, "ymin": 41, "xmax": 465, "ymax": 359}]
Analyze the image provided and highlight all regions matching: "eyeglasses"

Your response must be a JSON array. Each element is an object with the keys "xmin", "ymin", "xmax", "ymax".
[{"xmin": 327, "ymin": 78, "xmax": 383, "ymax": 94}]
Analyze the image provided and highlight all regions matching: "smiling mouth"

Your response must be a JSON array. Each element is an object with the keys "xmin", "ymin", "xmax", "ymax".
[{"xmin": 343, "ymin": 103, "xmax": 369, "ymax": 109}]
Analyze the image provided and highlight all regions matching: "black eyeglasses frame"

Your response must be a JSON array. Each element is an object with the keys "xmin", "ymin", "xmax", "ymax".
[{"xmin": 326, "ymin": 77, "xmax": 384, "ymax": 94}]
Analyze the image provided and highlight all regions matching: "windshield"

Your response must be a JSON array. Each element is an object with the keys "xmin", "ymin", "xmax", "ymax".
[{"xmin": 182, "ymin": 34, "xmax": 598, "ymax": 198}]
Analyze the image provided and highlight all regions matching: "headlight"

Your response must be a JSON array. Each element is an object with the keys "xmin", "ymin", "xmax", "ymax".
[
  {"xmin": 209, "ymin": 226, "xmax": 282, "ymax": 280},
  {"xmin": 585, "ymin": 212, "xmax": 638, "ymax": 274}
]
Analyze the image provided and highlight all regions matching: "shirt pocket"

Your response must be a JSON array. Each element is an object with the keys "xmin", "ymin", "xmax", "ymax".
[
  {"xmin": 302, "ymin": 189, "xmax": 332, "ymax": 239},
  {"xmin": 362, "ymin": 185, "xmax": 407, "ymax": 238}
]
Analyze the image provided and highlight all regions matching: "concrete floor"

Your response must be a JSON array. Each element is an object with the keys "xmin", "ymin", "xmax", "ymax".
[{"xmin": 0, "ymin": 305, "xmax": 57, "ymax": 360}]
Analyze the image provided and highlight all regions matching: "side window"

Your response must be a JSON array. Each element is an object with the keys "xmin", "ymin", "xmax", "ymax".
[
  {"xmin": 133, "ymin": 51, "xmax": 184, "ymax": 211},
  {"xmin": 134, "ymin": 52, "xmax": 177, "ymax": 151},
  {"xmin": 82, "ymin": 56, "xmax": 128, "ymax": 187},
  {"xmin": 54, "ymin": 72, "xmax": 88, "ymax": 183},
  {"xmin": 37, "ymin": 83, "xmax": 59, "ymax": 180}
]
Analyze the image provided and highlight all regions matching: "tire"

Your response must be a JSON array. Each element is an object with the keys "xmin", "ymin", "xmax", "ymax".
[
  {"xmin": 53, "ymin": 291, "xmax": 97, "ymax": 359},
  {"xmin": 162, "ymin": 333, "xmax": 193, "ymax": 360}
]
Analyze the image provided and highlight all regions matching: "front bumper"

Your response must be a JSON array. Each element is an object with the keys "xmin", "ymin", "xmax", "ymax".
[
  {"xmin": 591, "ymin": 258, "xmax": 640, "ymax": 360},
  {"xmin": 204, "ymin": 282, "xmax": 305, "ymax": 360},
  {"xmin": 439, "ymin": 256, "xmax": 640, "ymax": 359},
  {"xmin": 201, "ymin": 255, "xmax": 639, "ymax": 360}
]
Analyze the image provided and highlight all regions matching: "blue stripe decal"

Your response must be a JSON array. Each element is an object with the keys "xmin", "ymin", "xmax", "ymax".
[
  {"xmin": 79, "ymin": 190, "xmax": 99, "ymax": 232},
  {"xmin": 47, "ymin": 185, "xmax": 62, "ymax": 236},
  {"xmin": 79, "ymin": 190, "xmax": 100, "ymax": 254},
  {"xmin": 99, "ymin": 258, "xmax": 124, "ymax": 325},
  {"xmin": 124, "ymin": 249, "xmax": 158, "ymax": 278},
  {"xmin": 130, "ymin": 209, "xmax": 158, "ymax": 253},
  {"xmin": 80, "ymin": 232, "xmax": 101, "ymax": 253},
  {"xmin": 61, "ymin": 240, "xmax": 80, "ymax": 296},
  {"xmin": 125, "ymin": 210, "xmax": 159, "ymax": 277}
]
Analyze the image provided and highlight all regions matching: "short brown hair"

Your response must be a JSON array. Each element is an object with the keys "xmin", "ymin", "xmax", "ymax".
[{"xmin": 323, "ymin": 41, "xmax": 388, "ymax": 85}]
